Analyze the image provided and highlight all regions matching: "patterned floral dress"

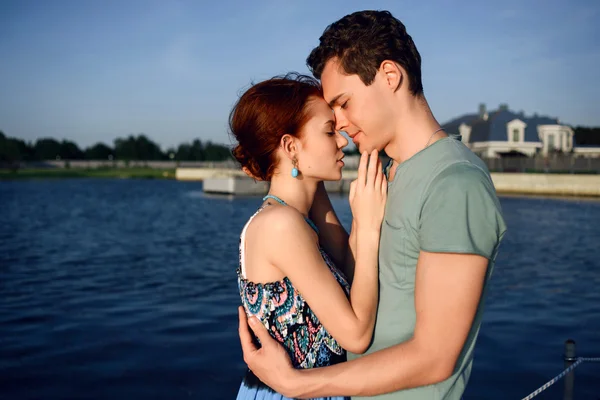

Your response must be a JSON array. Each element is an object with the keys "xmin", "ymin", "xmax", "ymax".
[{"xmin": 236, "ymin": 202, "xmax": 351, "ymax": 400}]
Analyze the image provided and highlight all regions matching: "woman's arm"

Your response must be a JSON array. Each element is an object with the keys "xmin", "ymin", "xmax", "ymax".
[
  {"xmin": 265, "ymin": 207, "xmax": 379, "ymax": 354},
  {"xmin": 309, "ymin": 182, "xmax": 355, "ymax": 281},
  {"xmin": 269, "ymin": 151, "xmax": 386, "ymax": 353}
]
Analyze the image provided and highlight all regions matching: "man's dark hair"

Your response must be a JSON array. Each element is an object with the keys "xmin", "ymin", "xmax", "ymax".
[{"xmin": 307, "ymin": 10, "xmax": 423, "ymax": 96}]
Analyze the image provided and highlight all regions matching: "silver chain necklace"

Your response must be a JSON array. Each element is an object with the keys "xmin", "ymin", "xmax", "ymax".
[{"xmin": 425, "ymin": 127, "xmax": 445, "ymax": 148}]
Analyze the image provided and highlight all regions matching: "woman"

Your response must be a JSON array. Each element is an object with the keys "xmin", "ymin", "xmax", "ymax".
[{"xmin": 230, "ymin": 73, "xmax": 387, "ymax": 400}]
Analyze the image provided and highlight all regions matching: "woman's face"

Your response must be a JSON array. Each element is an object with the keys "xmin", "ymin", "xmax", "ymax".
[{"xmin": 296, "ymin": 96, "xmax": 348, "ymax": 181}]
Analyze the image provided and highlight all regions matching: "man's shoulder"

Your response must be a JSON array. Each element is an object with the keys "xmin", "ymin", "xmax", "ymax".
[
  {"xmin": 435, "ymin": 160, "xmax": 492, "ymax": 188},
  {"xmin": 431, "ymin": 138, "xmax": 490, "ymax": 180},
  {"xmin": 415, "ymin": 139, "xmax": 490, "ymax": 183},
  {"xmin": 436, "ymin": 139, "xmax": 489, "ymax": 171}
]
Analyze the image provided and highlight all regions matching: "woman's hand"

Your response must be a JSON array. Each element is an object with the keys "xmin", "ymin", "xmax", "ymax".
[{"xmin": 349, "ymin": 150, "xmax": 387, "ymax": 232}]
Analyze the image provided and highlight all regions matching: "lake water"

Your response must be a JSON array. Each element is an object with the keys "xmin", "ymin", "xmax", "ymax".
[{"xmin": 1, "ymin": 179, "xmax": 599, "ymax": 399}]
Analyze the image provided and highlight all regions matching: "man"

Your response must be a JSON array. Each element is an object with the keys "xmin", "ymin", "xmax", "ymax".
[{"xmin": 238, "ymin": 10, "xmax": 507, "ymax": 399}]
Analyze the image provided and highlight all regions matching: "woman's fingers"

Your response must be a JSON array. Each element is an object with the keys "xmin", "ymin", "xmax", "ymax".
[
  {"xmin": 349, "ymin": 179, "xmax": 357, "ymax": 203},
  {"xmin": 366, "ymin": 149, "xmax": 378, "ymax": 188},
  {"xmin": 357, "ymin": 151, "xmax": 368, "ymax": 188}
]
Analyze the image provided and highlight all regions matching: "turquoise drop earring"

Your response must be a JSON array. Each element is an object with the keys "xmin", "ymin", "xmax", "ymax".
[{"xmin": 291, "ymin": 158, "xmax": 299, "ymax": 178}]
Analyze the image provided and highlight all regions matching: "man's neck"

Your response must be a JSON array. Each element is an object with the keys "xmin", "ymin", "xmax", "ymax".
[{"xmin": 384, "ymin": 96, "xmax": 446, "ymax": 165}]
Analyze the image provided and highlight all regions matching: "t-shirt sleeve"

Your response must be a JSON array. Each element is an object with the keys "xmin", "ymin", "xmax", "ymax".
[{"xmin": 419, "ymin": 162, "xmax": 506, "ymax": 259}]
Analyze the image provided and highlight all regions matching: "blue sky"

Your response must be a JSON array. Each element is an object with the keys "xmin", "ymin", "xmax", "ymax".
[{"xmin": 1, "ymin": 0, "xmax": 599, "ymax": 150}]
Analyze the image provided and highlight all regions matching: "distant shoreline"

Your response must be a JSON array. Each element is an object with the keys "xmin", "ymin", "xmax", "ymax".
[
  {"xmin": 0, "ymin": 168, "xmax": 175, "ymax": 180},
  {"xmin": 3, "ymin": 168, "xmax": 600, "ymax": 199}
]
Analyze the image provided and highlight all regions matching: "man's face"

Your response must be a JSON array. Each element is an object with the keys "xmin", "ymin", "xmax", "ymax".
[{"xmin": 321, "ymin": 58, "xmax": 393, "ymax": 154}]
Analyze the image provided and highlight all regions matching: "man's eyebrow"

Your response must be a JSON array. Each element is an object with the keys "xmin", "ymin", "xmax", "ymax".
[{"xmin": 328, "ymin": 93, "xmax": 345, "ymax": 108}]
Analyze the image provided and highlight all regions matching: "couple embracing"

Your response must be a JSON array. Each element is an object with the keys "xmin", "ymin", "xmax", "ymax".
[{"xmin": 229, "ymin": 10, "xmax": 506, "ymax": 400}]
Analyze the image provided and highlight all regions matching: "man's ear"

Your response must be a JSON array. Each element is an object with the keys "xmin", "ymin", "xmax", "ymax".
[{"xmin": 380, "ymin": 60, "xmax": 403, "ymax": 92}]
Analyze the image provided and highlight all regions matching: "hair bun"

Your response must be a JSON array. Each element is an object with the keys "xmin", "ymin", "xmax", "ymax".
[{"xmin": 232, "ymin": 144, "xmax": 264, "ymax": 180}]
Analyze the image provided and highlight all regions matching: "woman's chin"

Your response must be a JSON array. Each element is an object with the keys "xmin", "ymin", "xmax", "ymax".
[
  {"xmin": 314, "ymin": 168, "xmax": 343, "ymax": 182},
  {"xmin": 329, "ymin": 170, "xmax": 343, "ymax": 181}
]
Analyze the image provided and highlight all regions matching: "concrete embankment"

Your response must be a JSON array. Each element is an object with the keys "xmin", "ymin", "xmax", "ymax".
[
  {"xmin": 176, "ymin": 168, "xmax": 246, "ymax": 181},
  {"xmin": 325, "ymin": 172, "xmax": 600, "ymax": 197},
  {"xmin": 176, "ymin": 168, "xmax": 600, "ymax": 197},
  {"xmin": 489, "ymin": 173, "xmax": 600, "ymax": 197}
]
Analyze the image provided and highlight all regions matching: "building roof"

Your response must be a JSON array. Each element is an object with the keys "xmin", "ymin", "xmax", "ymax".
[
  {"xmin": 443, "ymin": 113, "xmax": 479, "ymax": 136},
  {"xmin": 444, "ymin": 106, "xmax": 559, "ymax": 143}
]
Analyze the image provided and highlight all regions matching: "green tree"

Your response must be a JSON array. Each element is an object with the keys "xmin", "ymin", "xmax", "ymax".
[
  {"xmin": 16, "ymin": 139, "xmax": 36, "ymax": 160},
  {"xmin": 190, "ymin": 139, "xmax": 205, "ymax": 160},
  {"xmin": 114, "ymin": 136, "xmax": 135, "ymax": 160},
  {"xmin": 85, "ymin": 142, "xmax": 114, "ymax": 159},
  {"xmin": 174, "ymin": 139, "xmax": 206, "ymax": 160},
  {"xmin": 574, "ymin": 126, "xmax": 600, "ymax": 146},
  {"xmin": 175, "ymin": 143, "xmax": 192, "ymax": 160},
  {"xmin": 34, "ymin": 138, "xmax": 62, "ymax": 160},
  {"xmin": 0, "ymin": 131, "xmax": 21, "ymax": 162},
  {"xmin": 135, "ymin": 134, "xmax": 164, "ymax": 160},
  {"xmin": 203, "ymin": 141, "xmax": 232, "ymax": 161},
  {"xmin": 165, "ymin": 147, "xmax": 176, "ymax": 160},
  {"xmin": 1, "ymin": 133, "xmax": 36, "ymax": 164},
  {"xmin": 59, "ymin": 140, "xmax": 84, "ymax": 159},
  {"xmin": 114, "ymin": 134, "xmax": 164, "ymax": 160}
]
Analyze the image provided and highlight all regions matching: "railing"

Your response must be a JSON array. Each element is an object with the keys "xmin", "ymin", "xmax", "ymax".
[
  {"xmin": 330, "ymin": 154, "xmax": 600, "ymax": 174},
  {"xmin": 520, "ymin": 339, "xmax": 599, "ymax": 400},
  {"xmin": 483, "ymin": 156, "xmax": 600, "ymax": 174}
]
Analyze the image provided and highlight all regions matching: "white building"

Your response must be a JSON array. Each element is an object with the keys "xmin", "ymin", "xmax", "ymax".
[{"xmin": 445, "ymin": 104, "xmax": 600, "ymax": 158}]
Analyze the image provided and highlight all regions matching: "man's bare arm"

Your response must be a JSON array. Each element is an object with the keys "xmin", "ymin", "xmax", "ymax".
[{"xmin": 239, "ymin": 251, "xmax": 488, "ymax": 398}]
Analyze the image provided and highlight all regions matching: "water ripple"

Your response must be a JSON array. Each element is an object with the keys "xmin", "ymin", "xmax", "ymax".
[{"xmin": 0, "ymin": 180, "xmax": 598, "ymax": 399}]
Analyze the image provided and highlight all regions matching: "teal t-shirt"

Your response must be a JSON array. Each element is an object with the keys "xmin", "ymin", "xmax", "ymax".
[{"xmin": 347, "ymin": 137, "xmax": 507, "ymax": 400}]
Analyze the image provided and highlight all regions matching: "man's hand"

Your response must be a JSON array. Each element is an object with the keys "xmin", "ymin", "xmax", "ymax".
[{"xmin": 238, "ymin": 306, "xmax": 300, "ymax": 397}]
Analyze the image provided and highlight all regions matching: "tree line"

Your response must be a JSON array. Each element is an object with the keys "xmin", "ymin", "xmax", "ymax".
[
  {"xmin": 574, "ymin": 126, "xmax": 600, "ymax": 146},
  {"xmin": 0, "ymin": 132, "xmax": 233, "ymax": 162},
  {"xmin": 1, "ymin": 126, "xmax": 598, "ymax": 163}
]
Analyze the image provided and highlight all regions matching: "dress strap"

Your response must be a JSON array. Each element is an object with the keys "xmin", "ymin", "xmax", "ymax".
[
  {"xmin": 239, "ymin": 206, "xmax": 265, "ymax": 278},
  {"xmin": 263, "ymin": 194, "xmax": 319, "ymax": 235}
]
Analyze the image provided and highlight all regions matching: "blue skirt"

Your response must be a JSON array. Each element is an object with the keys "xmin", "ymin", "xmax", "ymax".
[
  {"xmin": 236, "ymin": 379, "xmax": 348, "ymax": 400},
  {"xmin": 236, "ymin": 371, "xmax": 348, "ymax": 400}
]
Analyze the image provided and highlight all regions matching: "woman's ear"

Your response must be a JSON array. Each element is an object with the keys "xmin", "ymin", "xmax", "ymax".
[{"xmin": 280, "ymin": 134, "xmax": 298, "ymax": 160}]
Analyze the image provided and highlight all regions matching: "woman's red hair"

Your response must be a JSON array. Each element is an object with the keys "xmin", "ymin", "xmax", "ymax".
[{"xmin": 229, "ymin": 73, "xmax": 322, "ymax": 181}]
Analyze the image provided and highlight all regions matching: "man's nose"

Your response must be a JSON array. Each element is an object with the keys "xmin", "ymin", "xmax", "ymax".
[{"xmin": 334, "ymin": 110, "xmax": 348, "ymax": 132}]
